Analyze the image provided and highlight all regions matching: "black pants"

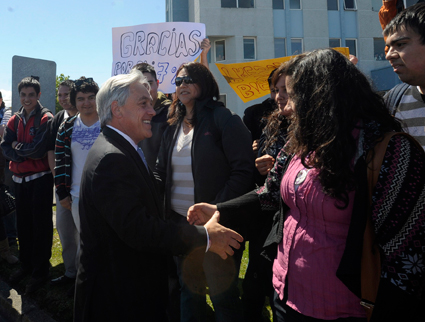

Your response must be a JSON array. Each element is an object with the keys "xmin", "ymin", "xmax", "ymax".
[
  {"xmin": 272, "ymin": 291, "xmax": 367, "ymax": 322},
  {"xmin": 15, "ymin": 174, "xmax": 53, "ymax": 278}
]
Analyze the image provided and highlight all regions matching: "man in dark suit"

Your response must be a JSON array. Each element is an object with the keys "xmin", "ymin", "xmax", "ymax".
[{"xmin": 74, "ymin": 70, "xmax": 243, "ymax": 322}]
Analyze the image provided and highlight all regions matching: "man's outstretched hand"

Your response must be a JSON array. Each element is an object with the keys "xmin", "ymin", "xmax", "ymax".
[{"xmin": 204, "ymin": 211, "xmax": 243, "ymax": 260}]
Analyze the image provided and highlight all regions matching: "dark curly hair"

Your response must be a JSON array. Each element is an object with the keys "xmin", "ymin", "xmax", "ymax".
[
  {"xmin": 168, "ymin": 62, "xmax": 220, "ymax": 126},
  {"xmin": 70, "ymin": 77, "xmax": 99, "ymax": 107},
  {"xmin": 261, "ymin": 57, "xmax": 306, "ymax": 152},
  {"xmin": 284, "ymin": 48, "xmax": 401, "ymax": 208}
]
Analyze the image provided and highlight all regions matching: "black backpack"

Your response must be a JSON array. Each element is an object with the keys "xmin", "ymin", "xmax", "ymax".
[
  {"xmin": 13, "ymin": 105, "xmax": 51, "ymax": 132},
  {"xmin": 384, "ymin": 83, "xmax": 410, "ymax": 116}
]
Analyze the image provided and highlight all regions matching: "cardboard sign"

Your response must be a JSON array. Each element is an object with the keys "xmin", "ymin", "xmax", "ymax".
[
  {"xmin": 215, "ymin": 47, "xmax": 350, "ymax": 103},
  {"xmin": 112, "ymin": 22, "xmax": 206, "ymax": 94}
]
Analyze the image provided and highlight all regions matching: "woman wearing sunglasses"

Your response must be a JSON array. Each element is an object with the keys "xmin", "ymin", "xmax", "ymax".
[{"xmin": 155, "ymin": 62, "xmax": 254, "ymax": 322}]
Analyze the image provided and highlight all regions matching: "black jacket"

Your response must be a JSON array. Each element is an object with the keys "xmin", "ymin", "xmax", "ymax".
[
  {"xmin": 139, "ymin": 92, "xmax": 171, "ymax": 169},
  {"xmin": 242, "ymin": 97, "xmax": 275, "ymax": 142},
  {"xmin": 155, "ymin": 98, "xmax": 254, "ymax": 224},
  {"xmin": 75, "ymin": 127, "xmax": 207, "ymax": 322}
]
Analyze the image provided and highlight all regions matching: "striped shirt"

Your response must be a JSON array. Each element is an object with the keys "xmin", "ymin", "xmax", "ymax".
[
  {"xmin": 395, "ymin": 86, "xmax": 425, "ymax": 150},
  {"xmin": 171, "ymin": 125, "xmax": 195, "ymax": 217}
]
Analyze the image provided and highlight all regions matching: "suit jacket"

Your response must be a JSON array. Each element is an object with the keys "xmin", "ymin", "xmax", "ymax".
[{"xmin": 74, "ymin": 126, "xmax": 207, "ymax": 322}]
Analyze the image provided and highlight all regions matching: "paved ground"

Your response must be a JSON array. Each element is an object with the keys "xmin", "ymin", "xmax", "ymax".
[
  {"xmin": 0, "ymin": 210, "xmax": 58, "ymax": 322},
  {"xmin": 0, "ymin": 278, "xmax": 57, "ymax": 322}
]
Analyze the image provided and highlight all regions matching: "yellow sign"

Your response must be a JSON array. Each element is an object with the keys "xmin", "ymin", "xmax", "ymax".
[{"xmin": 215, "ymin": 47, "xmax": 350, "ymax": 103}]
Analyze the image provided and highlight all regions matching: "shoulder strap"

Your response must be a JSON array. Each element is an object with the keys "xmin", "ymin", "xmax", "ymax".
[
  {"xmin": 384, "ymin": 83, "xmax": 410, "ymax": 116},
  {"xmin": 13, "ymin": 106, "xmax": 51, "ymax": 130},
  {"xmin": 34, "ymin": 107, "xmax": 51, "ymax": 129}
]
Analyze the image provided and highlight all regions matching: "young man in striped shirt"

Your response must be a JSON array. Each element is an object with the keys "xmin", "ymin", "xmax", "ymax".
[{"xmin": 384, "ymin": 3, "xmax": 425, "ymax": 149}]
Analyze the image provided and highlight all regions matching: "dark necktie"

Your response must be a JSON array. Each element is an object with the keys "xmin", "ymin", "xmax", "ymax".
[{"xmin": 137, "ymin": 147, "xmax": 149, "ymax": 171}]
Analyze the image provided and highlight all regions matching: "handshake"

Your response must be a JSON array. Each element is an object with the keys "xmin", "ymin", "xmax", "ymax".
[{"xmin": 187, "ymin": 203, "xmax": 242, "ymax": 260}]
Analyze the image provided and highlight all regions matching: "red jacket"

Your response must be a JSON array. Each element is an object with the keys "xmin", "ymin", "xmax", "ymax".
[{"xmin": 1, "ymin": 102, "xmax": 52, "ymax": 178}]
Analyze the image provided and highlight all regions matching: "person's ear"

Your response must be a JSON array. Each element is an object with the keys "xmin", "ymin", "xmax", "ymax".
[
  {"xmin": 156, "ymin": 79, "xmax": 159, "ymax": 87},
  {"xmin": 111, "ymin": 101, "xmax": 121, "ymax": 118},
  {"xmin": 37, "ymin": 92, "xmax": 41, "ymax": 100}
]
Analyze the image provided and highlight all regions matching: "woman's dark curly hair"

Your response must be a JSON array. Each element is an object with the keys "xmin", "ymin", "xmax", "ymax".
[
  {"xmin": 168, "ymin": 62, "xmax": 220, "ymax": 126},
  {"xmin": 261, "ymin": 57, "xmax": 307, "ymax": 152},
  {"xmin": 284, "ymin": 48, "xmax": 401, "ymax": 208}
]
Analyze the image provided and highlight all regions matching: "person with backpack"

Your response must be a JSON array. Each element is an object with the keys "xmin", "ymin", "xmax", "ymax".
[
  {"xmin": 383, "ymin": 3, "xmax": 425, "ymax": 150},
  {"xmin": 1, "ymin": 77, "xmax": 53, "ymax": 293}
]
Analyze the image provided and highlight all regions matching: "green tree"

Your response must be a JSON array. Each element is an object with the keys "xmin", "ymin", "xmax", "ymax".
[{"xmin": 55, "ymin": 74, "xmax": 70, "ymax": 114}]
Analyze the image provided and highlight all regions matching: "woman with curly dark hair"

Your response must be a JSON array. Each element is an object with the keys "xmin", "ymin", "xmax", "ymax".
[
  {"xmin": 188, "ymin": 48, "xmax": 425, "ymax": 321},
  {"xmin": 254, "ymin": 59, "xmax": 303, "ymax": 183},
  {"xmin": 243, "ymin": 62, "xmax": 293, "ymax": 321},
  {"xmin": 155, "ymin": 62, "xmax": 254, "ymax": 322}
]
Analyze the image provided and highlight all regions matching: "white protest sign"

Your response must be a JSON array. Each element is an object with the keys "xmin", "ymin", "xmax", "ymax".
[{"xmin": 112, "ymin": 22, "xmax": 206, "ymax": 94}]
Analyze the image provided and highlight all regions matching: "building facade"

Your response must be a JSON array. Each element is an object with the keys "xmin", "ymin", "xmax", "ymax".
[{"xmin": 166, "ymin": 0, "xmax": 399, "ymax": 116}]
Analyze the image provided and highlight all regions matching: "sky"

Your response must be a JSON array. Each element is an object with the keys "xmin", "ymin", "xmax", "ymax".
[{"xmin": 0, "ymin": 0, "xmax": 166, "ymax": 107}]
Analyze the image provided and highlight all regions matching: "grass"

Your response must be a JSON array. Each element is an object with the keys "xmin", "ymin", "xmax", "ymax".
[{"xmin": 0, "ymin": 219, "xmax": 273, "ymax": 322}]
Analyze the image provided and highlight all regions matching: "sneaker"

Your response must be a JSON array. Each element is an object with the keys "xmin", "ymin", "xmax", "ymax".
[
  {"xmin": 9, "ymin": 268, "xmax": 30, "ymax": 284},
  {"xmin": 25, "ymin": 275, "xmax": 49, "ymax": 294}
]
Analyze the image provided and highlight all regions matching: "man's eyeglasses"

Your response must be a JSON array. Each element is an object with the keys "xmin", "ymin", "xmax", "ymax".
[
  {"xmin": 74, "ymin": 78, "xmax": 94, "ymax": 88},
  {"xmin": 175, "ymin": 76, "xmax": 195, "ymax": 87}
]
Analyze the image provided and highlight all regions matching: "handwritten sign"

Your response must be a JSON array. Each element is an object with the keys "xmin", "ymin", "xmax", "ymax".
[
  {"xmin": 112, "ymin": 22, "xmax": 206, "ymax": 93},
  {"xmin": 215, "ymin": 47, "xmax": 350, "ymax": 103}
]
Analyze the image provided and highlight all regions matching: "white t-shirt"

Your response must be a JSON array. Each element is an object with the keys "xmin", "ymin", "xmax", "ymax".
[
  {"xmin": 70, "ymin": 115, "xmax": 101, "ymax": 198},
  {"xmin": 170, "ymin": 125, "xmax": 195, "ymax": 217}
]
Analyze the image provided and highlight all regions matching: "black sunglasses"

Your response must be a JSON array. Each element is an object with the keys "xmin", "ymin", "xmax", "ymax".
[
  {"xmin": 175, "ymin": 76, "xmax": 195, "ymax": 87},
  {"xmin": 74, "ymin": 78, "xmax": 94, "ymax": 88}
]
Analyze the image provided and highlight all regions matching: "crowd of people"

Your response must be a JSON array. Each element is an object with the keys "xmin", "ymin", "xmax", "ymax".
[{"xmin": 0, "ymin": 1, "xmax": 424, "ymax": 322}]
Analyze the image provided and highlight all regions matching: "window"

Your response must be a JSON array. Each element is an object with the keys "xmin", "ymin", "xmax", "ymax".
[
  {"xmin": 327, "ymin": 0, "xmax": 338, "ymax": 10},
  {"xmin": 274, "ymin": 38, "xmax": 286, "ymax": 58},
  {"xmin": 244, "ymin": 37, "xmax": 256, "ymax": 60},
  {"xmin": 346, "ymin": 39, "xmax": 357, "ymax": 56},
  {"xmin": 238, "ymin": 0, "xmax": 254, "ymax": 7},
  {"xmin": 372, "ymin": 0, "xmax": 381, "ymax": 11},
  {"xmin": 221, "ymin": 0, "xmax": 254, "ymax": 8},
  {"xmin": 329, "ymin": 38, "xmax": 341, "ymax": 48},
  {"xmin": 215, "ymin": 40, "xmax": 226, "ymax": 61},
  {"xmin": 374, "ymin": 38, "xmax": 386, "ymax": 61},
  {"xmin": 404, "ymin": 0, "xmax": 417, "ymax": 8},
  {"xmin": 273, "ymin": 0, "xmax": 284, "ymax": 9},
  {"xmin": 290, "ymin": 0, "xmax": 301, "ymax": 9},
  {"xmin": 291, "ymin": 38, "xmax": 303, "ymax": 55},
  {"xmin": 221, "ymin": 0, "xmax": 237, "ymax": 7},
  {"xmin": 219, "ymin": 94, "xmax": 227, "ymax": 107},
  {"xmin": 344, "ymin": 0, "xmax": 357, "ymax": 10}
]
